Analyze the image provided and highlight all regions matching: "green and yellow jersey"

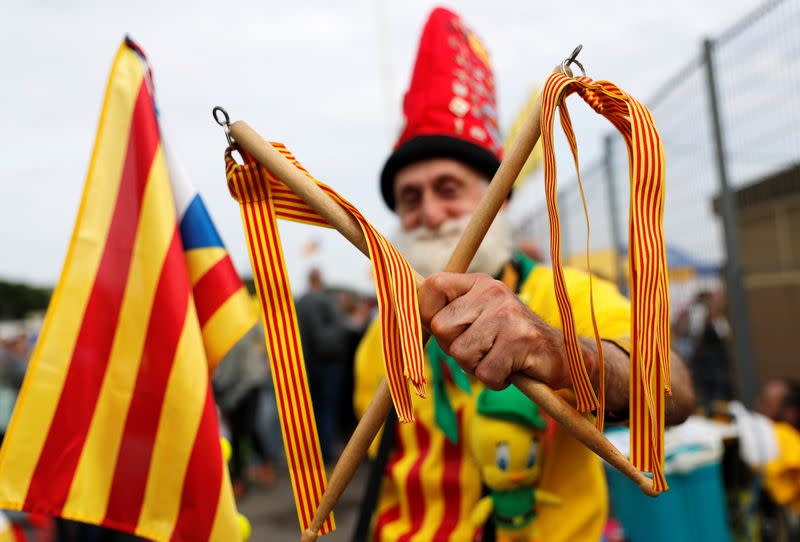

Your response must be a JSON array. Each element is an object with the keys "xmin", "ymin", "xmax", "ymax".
[{"xmin": 355, "ymin": 263, "xmax": 632, "ymax": 541}]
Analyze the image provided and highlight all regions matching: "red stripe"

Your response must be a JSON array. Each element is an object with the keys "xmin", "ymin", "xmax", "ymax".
[
  {"xmin": 397, "ymin": 422, "xmax": 431, "ymax": 542},
  {"xmin": 373, "ymin": 423, "xmax": 405, "ymax": 542},
  {"xmin": 640, "ymin": 101, "xmax": 667, "ymax": 476},
  {"xmin": 236, "ymin": 176, "xmax": 311, "ymax": 515},
  {"xmin": 243, "ymin": 167, "xmax": 320, "ymax": 526},
  {"xmin": 380, "ymin": 238, "xmax": 412, "ymax": 374},
  {"xmin": 634, "ymin": 98, "xmax": 663, "ymax": 474},
  {"xmin": 238, "ymin": 172, "xmax": 314, "ymax": 523},
  {"xmin": 630, "ymin": 101, "xmax": 649, "ymax": 468},
  {"xmin": 432, "ymin": 411, "xmax": 464, "ymax": 541},
  {"xmin": 102, "ymin": 230, "xmax": 189, "ymax": 528},
  {"xmin": 274, "ymin": 210, "xmax": 329, "ymax": 226},
  {"xmin": 23, "ymin": 81, "xmax": 159, "ymax": 513},
  {"xmin": 12, "ymin": 525, "xmax": 27, "ymax": 542},
  {"xmin": 366, "ymin": 232, "xmax": 411, "ymax": 419},
  {"xmin": 193, "ymin": 255, "xmax": 242, "ymax": 327},
  {"xmin": 170, "ymin": 385, "xmax": 224, "ymax": 540},
  {"xmin": 385, "ymin": 239, "xmax": 417, "ymax": 381},
  {"xmin": 363, "ymin": 231, "xmax": 400, "ymax": 414},
  {"xmin": 555, "ymin": 89, "xmax": 598, "ymax": 409},
  {"xmin": 252, "ymin": 170, "xmax": 327, "ymax": 522},
  {"xmin": 544, "ymin": 103, "xmax": 595, "ymax": 408}
]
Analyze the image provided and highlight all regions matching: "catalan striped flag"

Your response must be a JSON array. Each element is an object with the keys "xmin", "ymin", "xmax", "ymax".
[
  {"xmin": 164, "ymin": 136, "xmax": 257, "ymax": 371},
  {"xmin": 226, "ymin": 144, "xmax": 426, "ymax": 535},
  {"xmin": 0, "ymin": 38, "xmax": 253, "ymax": 541},
  {"xmin": 540, "ymin": 72, "xmax": 670, "ymax": 492}
]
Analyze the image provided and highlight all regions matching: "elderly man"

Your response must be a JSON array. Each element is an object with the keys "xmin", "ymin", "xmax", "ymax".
[{"xmin": 354, "ymin": 7, "xmax": 695, "ymax": 541}]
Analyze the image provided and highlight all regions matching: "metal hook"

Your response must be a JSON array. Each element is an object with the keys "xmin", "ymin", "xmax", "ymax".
[
  {"xmin": 212, "ymin": 106, "xmax": 236, "ymax": 148},
  {"xmin": 560, "ymin": 44, "xmax": 586, "ymax": 77}
]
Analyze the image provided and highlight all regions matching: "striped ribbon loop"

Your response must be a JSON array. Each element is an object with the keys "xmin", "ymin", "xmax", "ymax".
[
  {"xmin": 225, "ymin": 145, "xmax": 426, "ymax": 531},
  {"xmin": 540, "ymin": 72, "xmax": 670, "ymax": 493}
]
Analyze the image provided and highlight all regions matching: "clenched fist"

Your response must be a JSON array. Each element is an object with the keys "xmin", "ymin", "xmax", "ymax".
[{"xmin": 418, "ymin": 272, "xmax": 598, "ymax": 391}]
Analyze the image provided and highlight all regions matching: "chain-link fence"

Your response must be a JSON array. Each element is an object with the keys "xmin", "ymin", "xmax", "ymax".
[{"xmin": 515, "ymin": 0, "xmax": 800, "ymax": 404}]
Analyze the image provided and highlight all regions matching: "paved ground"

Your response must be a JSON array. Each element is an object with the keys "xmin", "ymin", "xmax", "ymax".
[{"xmin": 238, "ymin": 463, "xmax": 369, "ymax": 542}]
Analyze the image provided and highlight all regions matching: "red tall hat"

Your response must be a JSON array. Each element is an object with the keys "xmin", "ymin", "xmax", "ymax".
[{"xmin": 380, "ymin": 7, "xmax": 503, "ymax": 210}]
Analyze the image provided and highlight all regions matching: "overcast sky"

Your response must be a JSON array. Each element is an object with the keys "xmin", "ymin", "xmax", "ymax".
[{"xmin": 1, "ymin": 0, "xmax": 762, "ymax": 294}]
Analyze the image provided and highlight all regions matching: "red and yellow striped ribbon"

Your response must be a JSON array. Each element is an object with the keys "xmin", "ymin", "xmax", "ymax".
[
  {"xmin": 540, "ymin": 72, "xmax": 670, "ymax": 492},
  {"xmin": 225, "ymin": 145, "xmax": 426, "ymax": 532}
]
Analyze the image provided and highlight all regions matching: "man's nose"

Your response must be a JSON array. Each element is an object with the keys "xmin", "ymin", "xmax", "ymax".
[{"xmin": 419, "ymin": 196, "xmax": 447, "ymax": 229}]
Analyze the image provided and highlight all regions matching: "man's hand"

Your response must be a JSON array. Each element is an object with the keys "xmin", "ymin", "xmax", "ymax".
[{"xmin": 418, "ymin": 272, "xmax": 594, "ymax": 390}]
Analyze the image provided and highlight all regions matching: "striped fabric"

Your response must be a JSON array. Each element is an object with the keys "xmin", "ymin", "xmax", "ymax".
[
  {"xmin": 355, "ymin": 264, "xmax": 628, "ymax": 541},
  {"xmin": 540, "ymin": 72, "xmax": 670, "ymax": 492},
  {"xmin": 225, "ymin": 146, "xmax": 425, "ymax": 534},
  {"xmin": 0, "ymin": 39, "xmax": 248, "ymax": 540},
  {"xmin": 165, "ymin": 138, "xmax": 257, "ymax": 371}
]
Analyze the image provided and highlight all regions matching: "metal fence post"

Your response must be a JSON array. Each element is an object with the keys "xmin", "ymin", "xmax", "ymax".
[
  {"xmin": 603, "ymin": 135, "xmax": 627, "ymax": 294},
  {"xmin": 703, "ymin": 38, "xmax": 759, "ymax": 407}
]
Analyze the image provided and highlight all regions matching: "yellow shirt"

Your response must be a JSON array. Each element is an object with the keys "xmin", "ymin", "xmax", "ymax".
[
  {"xmin": 763, "ymin": 422, "xmax": 800, "ymax": 513},
  {"xmin": 355, "ymin": 265, "xmax": 632, "ymax": 541}
]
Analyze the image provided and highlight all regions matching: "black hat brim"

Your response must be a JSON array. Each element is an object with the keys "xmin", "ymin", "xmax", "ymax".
[{"xmin": 380, "ymin": 135, "xmax": 501, "ymax": 210}]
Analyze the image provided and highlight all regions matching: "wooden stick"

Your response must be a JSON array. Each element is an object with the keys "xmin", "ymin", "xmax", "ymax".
[
  {"xmin": 443, "ymin": 93, "xmax": 544, "ymax": 273},
  {"xmin": 230, "ymin": 106, "xmax": 653, "ymax": 542}
]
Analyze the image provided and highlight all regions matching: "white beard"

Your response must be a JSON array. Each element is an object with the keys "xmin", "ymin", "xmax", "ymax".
[{"xmin": 393, "ymin": 211, "xmax": 514, "ymax": 278}]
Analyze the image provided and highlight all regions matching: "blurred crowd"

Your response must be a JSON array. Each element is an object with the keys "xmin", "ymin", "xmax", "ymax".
[
  {"xmin": 1, "ymin": 259, "xmax": 799, "ymax": 540},
  {"xmin": 0, "ymin": 333, "xmax": 31, "ymax": 440},
  {"xmin": 211, "ymin": 267, "xmax": 376, "ymax": 500}
]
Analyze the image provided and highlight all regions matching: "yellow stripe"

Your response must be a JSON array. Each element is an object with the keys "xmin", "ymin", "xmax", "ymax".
[
  {"xmin": 184, "ymin": 247, "xmax": 227, "ymax": 285},
  {"xmin": 456, "ymin": 403, "xmax": 483, "ymax": 541},
  {"xmin": 208, "ymin": 466, "xmax": 239, "ymax": 541},
  {"xmin": 63, "ymin": 145, "xmax": 175, "ymax": 520},
  {"xmin": 263, "ymin": 188, "xmax": 327, "ymax": 530},
  {"xmin": 202, "ymin": 287, "xmax": 257, "ymax": 371},
  {"xmin": 241, "ymin": 192, "xmax": 314, "ymax": 527},
  {"xmin": 373, "ymin": 477, "xmax": 400, "ymax": 542},
  {"xmin": 259, "ymin": 194, "xmax": 323, "ymax": 529},
  {"xmin": 0, "ymin": 44, "xmax": 143, "ymax": 505},
  {"xmin": 135, "ymin": 306, "xmax": 206, "ymax": 540},
  {"xmin": 539, "ymin": 74, "xmax": 669, "ymax": 489}
]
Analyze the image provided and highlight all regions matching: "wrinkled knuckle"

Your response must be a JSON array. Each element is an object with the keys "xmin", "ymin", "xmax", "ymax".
[
  {"xmin": 495, "ymin": 302, "xmax": 517, "ymax": 323},
  {"xmin": 514, "ymin": 319, "xmax": 536, "ymax": 342},
  {"xmin": 430, "ymin": 313, "xmax": 447, "ymax": 337},
  {"xmin": 449, "ymin": 340, "xmax": 469, "ymax": 362},
  {"xmin": 475, "ymin": 364, "xmax": 506, "ymax": 391},
  {"xmin": 485, "ymin": 279, "xmax": 506, "ymax": 297},
  {"xmin": 426, "ymin": 272, "xmax": 447, "ymax": 291}
]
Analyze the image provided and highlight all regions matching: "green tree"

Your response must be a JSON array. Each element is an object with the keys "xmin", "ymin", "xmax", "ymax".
[{"xmin": 0, "ymin": 280, "xmax": 52, "ymax": 320}]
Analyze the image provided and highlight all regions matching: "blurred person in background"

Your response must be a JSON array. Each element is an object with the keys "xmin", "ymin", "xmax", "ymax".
[
  {"xmin": 337, "ymin": 292, "xmax": 372, "ymax": 437},
  {"xmin": 295, "ymin": 268, "xmax": 348, "ymax": 464},
  {"xmin": 755, "ymin": 378, "xmax": 800, "ymax": 540},
  {"xmin": 213, "ymin": 325, "xmax": 275, "ymax": 499},
  {"xmin": 689, "ymin": 288, "xmax": 733, "ymax": 414},
  {"xmin": 256, "ymin": 353, "xmax": 284, "ymax": 470},
  {"xmin": 0, "ymin": 332, "xmax": 31, "ymax": 440},
  {"xmin": 758, "ymin": 378, "xmax": 800, "ymax": 431},
  {"xmin": 671, "ymin": 302, "xmax": 694, "ymax": 362}
]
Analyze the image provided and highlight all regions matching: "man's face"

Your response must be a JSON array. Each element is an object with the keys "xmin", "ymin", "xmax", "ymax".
[
  {"xmin": 757, "ymin": 379, "xmax": 789, "ymax": 421},
  {"xmin": 391, "ymin": 158, "xmax": 512, "ymax": 277},
  {"xmin": 394, "ymin": 158, "xmax": 488, "ymax": 231}
]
